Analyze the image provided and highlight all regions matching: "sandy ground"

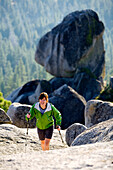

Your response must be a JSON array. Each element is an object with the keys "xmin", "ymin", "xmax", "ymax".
[{"xmin": 0, "ymin": 125, "xmax": 113, "ymax": 170}]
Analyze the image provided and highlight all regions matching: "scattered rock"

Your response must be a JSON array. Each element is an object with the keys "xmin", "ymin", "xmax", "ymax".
[
  {"xmin": 49, "ymin": 84, "xmax": 86, "ymax": 129},
  {"xmin": 85, "ymin": 100, "xmax": 113, "ymax": 128},
  {"xmin": 65, "ymin": 123, "xmax": 87, "ymax": 146},
  {"xmin": 0, "ymin": 108, "xmax": 12, "ymax": 124},
  {"xmin": 7, "ymin": 103, "xmax": 36, "ymax": 128},
  {"xmin": 71, "ymin": 118, "xmax": 113, "ymax": 146}
]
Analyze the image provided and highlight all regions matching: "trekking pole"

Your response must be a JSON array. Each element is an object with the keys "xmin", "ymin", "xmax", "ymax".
[
  {"xmin": 26, "ymin": 118, "xmax": 29, "ymax": 135},
  {"xmin": 58, "ymin": 130, "xmax": 65, "ymax": 144},
  {"xmin": 25, "ymin": 119, "xmax": 29, "ymax": 152},
  {"xmin": 56, "ymin": 126, "xmax": 65, "ymax": 144}
]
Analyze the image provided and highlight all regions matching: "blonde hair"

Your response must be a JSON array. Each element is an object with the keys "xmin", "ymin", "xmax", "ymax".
[{"xmin": 38, "ymin": 92, "xmax": 49, "ymax": 102}]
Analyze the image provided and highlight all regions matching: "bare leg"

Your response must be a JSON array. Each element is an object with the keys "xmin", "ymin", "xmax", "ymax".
[
  {"xmin": 44, "ymin": 138, "xmax": 51, "ymax": 150},
  {"xmin": 41, "ymin": 140, "xmax": 45, "ymax": 151}
]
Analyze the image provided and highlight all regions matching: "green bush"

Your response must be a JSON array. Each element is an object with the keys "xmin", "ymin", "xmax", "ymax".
[{"xmin": 0, "ymin": 92, "xmax": 12, "ymax": 112}]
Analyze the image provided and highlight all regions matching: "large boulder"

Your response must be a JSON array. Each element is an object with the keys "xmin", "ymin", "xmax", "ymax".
[
  {"xmin": 7, "ymin": 103, "xmax": 36, "ymax": 128},
  {"xmin": 35, "ymin": 9, "xmax": 105, "ymax": 78},
  {"xmin": 6, "ymin": 87, "xmax": 22, "ymax": 103},
  {"xmin": 49, "ymin": 74, "xmax": 103, "ymax": 101},
  {"xmin": 49, "ymin": 84, "xmax": 86, "ymax": 129},
  {"xmin": 72, "ymin": 71, "xmax": 104, "ymax": 101},
  {"xmin": 49, "ymin": 77, "xmax": 72, "ymax": 92},
  {"xmin": 85, "ymin": 100, "xmax": 113, "ymax": 128},
  {"xmin": 0, "ymin": 108, "xmax": 12, "ymax": 124},
  {"xmin": 65, "ymin": 123, "xmax": 87, "ymax": 146},
  {"xmin": 6, "ymin": 80, "xmax": 52, "ymax": 105},
  {"xmin": 28, "ymin": 80, "xmax": 52, "ymax": 104},
  {"xmin": 6, "ymin": 80, "xmax": 40, "ymax": 104},
  {"xmin": 71, "ymin": 118, "xmax": 113, "ymax": 146}
]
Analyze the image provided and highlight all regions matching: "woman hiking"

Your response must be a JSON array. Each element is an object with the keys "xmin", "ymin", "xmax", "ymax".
[{"xmin": 25, "ymin": 92, "xmax": 62, "ymax": 151}]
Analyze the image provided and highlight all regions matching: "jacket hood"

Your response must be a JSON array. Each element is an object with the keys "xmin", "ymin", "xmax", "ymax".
[{"xmin": 34, "ymin": 102, "xmax": 52, "ymax": 113}]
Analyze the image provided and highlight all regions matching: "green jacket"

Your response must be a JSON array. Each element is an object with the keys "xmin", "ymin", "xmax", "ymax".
[{"xmin": 25, "ymin": 102, "xmax": 62, "ymax": 130}]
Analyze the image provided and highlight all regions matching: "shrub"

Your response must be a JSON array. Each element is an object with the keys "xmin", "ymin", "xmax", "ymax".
[{"xmin": 0, "ymin": 92, "xmax": 12, "ymax": 112}]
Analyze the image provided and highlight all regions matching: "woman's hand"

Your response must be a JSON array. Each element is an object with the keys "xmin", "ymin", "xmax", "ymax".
[
  {"xmin": 56, "ymin": 125, "xmax": 61, "ymax": 131},
  {"xmin": 27, "ymin": 113, "xmax": 31, "ymax": 119}
]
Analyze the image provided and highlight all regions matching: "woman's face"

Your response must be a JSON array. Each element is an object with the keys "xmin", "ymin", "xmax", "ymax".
[{"xmin": 39, "ymin": 97, "xmax": 47, "ymax": 108}]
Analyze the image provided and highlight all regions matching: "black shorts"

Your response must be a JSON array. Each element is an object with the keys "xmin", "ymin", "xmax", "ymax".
[{"xmin": 37, "ymin": 125, "xmax": 54, "ymax": 140}]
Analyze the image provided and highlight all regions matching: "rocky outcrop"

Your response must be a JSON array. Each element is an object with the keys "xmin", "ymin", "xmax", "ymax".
[
  {"xmin": 7, "ymin": 103, "xmax": 36, "ymax": 128},
  {"xmin": 49, "ymin": 84, "xmax": 86, "ymax": 129},
  {"xmin": 0, "ymin": 124, "xmax": 41, "ymax": 155},
  {"xmin": 35, "ymin": 9, "xmax": 105, "ymax": 78},
  {"xmin": 71, "ymin": 118, "xmax": 113, "ymax": 146},
  {"xmin": 65, "ymin": 123, "xmax": 87, "ymax": 146},
  {"xmin": 85, "ymin": 100, "xmax": 113, "ymax": 128},
  {"xmin": 0, "ymin": 108, "xmax": 12, "ymax": 124},
  {"xmin": 0, "ymin": 124, "xmax": 66, "ymax": 155}
]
